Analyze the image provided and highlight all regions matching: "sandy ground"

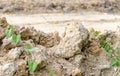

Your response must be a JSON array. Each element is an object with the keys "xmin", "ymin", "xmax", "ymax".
[
  {"xmin": 1, "ymin": 11, "xmax": 120, "ymax": 36},
  {"xmin": 0, "ymin": 0, "xmax": 120, "ymax": 14},
  {"xmin": 1, "ymin": 1, "xmax": 120, "ymax": 76}
]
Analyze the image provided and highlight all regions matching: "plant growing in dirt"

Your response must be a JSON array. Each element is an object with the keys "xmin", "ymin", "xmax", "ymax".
[
  {"xmin": 5, "ymin": 29, "xmax": 12, "ymax": 38},
  {"xmin": 12, "ymin": 34, "xmax": 21, "ymax": 44},
  {"xmin": 92, "ymin": 31, "xmax": 100, "ymax": 36},
  {"xmin": 28, "ymin": 60, "xmax": 38, "ymax": 72},
  {"xmin": 4, "ymin": 24, "xmax": 57, "ymax": 74},
  {"xmin": 110, "ymin": 48, "xmax": 120, "ymax": 67},
  {"xmin": 5, "ymin": 25, "xmax": 21, "ymax": 44},
  {"xmin": 100, "ymin": 40, "xmax": 112, "ymax": 57},
  {"xmin": 5, "ymin": 25, "xmax": 39, "ymax": 73},
  {"xmin": 100, "ymin": 40, "xmax": 120, "ymax": 67},
  {"xmin": 25, "ymin": 43, "xmax": 33, "ymax": 54},
  {"xmin": 5, "ymin": 25, "xmax": 14, "ymax": 38}
]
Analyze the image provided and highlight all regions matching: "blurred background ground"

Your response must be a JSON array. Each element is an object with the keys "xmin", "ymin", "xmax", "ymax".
[
  {"xmin": 0, "ymin": 0, "xmax": 120, "ymax": 35},
  {"xmin": 0, "ymin": 0, "xmax": 120, "ymax": 14}
]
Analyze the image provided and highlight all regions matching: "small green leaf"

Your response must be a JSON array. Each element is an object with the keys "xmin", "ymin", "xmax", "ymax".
[
  {"xmin": 116, "ymin": 47, "xmax": 120, "ymax": 54},
  {"xmin": 116, "ymin": 56, "xmax": 120, "ymax": 60},
  {"xmin": 110, "ymin": 59, "xmax": 117, "ymax": 67},
  {"xmin": 104, "ymin": 44, "xmax": 110, "ymax": 52},
  {"xmin": 93, "ymin": 31, "xmax": 100, "ymax": 36},
  {"xmin": 25, "ymin": 49, "xmax": 30, "ymax": 54},
  {"xmin": 116, "ymin": 61, "xmax": 120, "ymax": 67},
  {"xmin": 26, "ymin": 43, "xmax": 32, "ymax": 49},
  {"xmin": 100, "ymin": 40, "xmax": 110, "ymax": 52},
  {"xmin": 28, "ymin": 60, "xmax": 38, "ymax": 72},
  {"xmin": 28, "ymin": 60, "xmax": 33, "ymax": 71},
  {"xmin": 47, "ymin": 67, "xmax": 54, "ymax": 76},
  {"xmin": 12, "ymin": 34, "xmax": 21, "ymax": 44},
  {"xmin": 106, "ymin": 51, "xmax": 112, "ymax": 57},
  {"xmin": 5, "ymin": 29, "xmax": 12, "ymax": 38},
  {"xmin": 25, "ymin": 48, "xmax": 32, "ymax": 54},
  {"xmin": 100, "ymin": 40, "xmax": 106, "ymax": 47},
  {"xmin": 25, "ymin": 43, "xmax": 33, "ymax": 54}
]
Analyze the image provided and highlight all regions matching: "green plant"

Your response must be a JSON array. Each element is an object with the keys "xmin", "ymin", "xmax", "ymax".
[
  {"xmin": 100, "ymin": 40, "xmax": 112, "ymax": 57},
  {"xmin": 47, "ymin": 67, "xmax": 54, "ymax": 76},
  {"xmin": 92, "ymin": 31, "xmax": 100, "ymax": 36},
  {"xmin": 110, "ymin": 56, "xmax": 120, "ymax": 67},
  {"xmin": 5, "ymin": 25, "xmax": 21, "ymax": 44},
  {"xmin": 28, "ymin": 60, "xmax": 38, "ymax": 72},
  {"xmin": 25, "ymin": 43, "xmax": 33, "ymax": 54},
  {"xmin": 5, "ymin": 24, "xmax": 39, "ymax": 72},
  {"xmin": 109, "ymin": 49, "xmax": 120, "ymax": 67},
  {"xmin": 5, "ymin": 29, "xmax": 12, "ymax": 38},
  {"xmin": 116, "ymin": 47, "xmax": 120, "ymax": 54},
  {"xmin": 110, "ymin": 59, "xmax": 117, "ymax": 66},
  {"xmin": 100, "ymin": 40, "xmax": 120, "ymax": 67},
  {"xmin": 5, "ymin": 25, "xmax": 14, "ymax": 38},
  {"xmin": 12, "ymin": 34, "xmax": 21, "ymax": 44},
  {"xmin": 111, "ymin": 55, "xmax": 120, "ymax": 67}
]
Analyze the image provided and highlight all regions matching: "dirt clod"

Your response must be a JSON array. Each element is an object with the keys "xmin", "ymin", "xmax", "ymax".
[{"xmin": 1, "ymin": 17, "xmax": 120, "ymax": 76}]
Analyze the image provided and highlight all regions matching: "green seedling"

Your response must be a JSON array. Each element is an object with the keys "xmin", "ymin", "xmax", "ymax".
[
  {"xmin": 106, "ymin": 50, "xmax": 112, "ymax": 57},
  {"xmin": 110, "ymin": 59, "xmax": 117, "ymax": 67},
  {"xmin": 100, "ymin": 40, "xmax": 110, "ymax": 51},
  {"xmin": 100, "ymin": 40, "xmax": 106, "ymax": 47},
  {"xmin": 47, "ymin": 67, "xmax": 54, "ymax": 76},
  {"xmin": 113, "ymin": 49, "xmax": 120, "ymax": 67},
  {"xmin": 92, "ymin": 31, "xmax": 100, "ymax": 36},
  {"xmin": 12, "ymin": 34, "xmax": 21, "ymax": 44},
  {"xmin": 100, "ymin": 40, "xmax": 120, "ymax": 67},
  {"xmin": 100, "ymin": 40, "xmax": 111, "ymax": 57},
  {"xmin": 5, "ymin": 29, "xmax": 12, "ymax": 38},
  {"xmin": 116, "ymin": 47, "xmax": 120, "ymax": 55},
  {"xmin": 5, "ymin": 25, "xmax": 14, "ymax": 38},
  {"xmin": 25, "ymin": 43, "xmax": 33, "ymax": 54},
  {"xmin": 116, "ymin": 56, "xmax": 120, "ymax": 60},
  {"xmin": 116, "ymin": 61, "xmax": 120, "ymax": 67},
  {"xmin": 110, "ymin": 56, "xmax": 120, "ymax": 67},
  {"xmin": 5, "ymin": 25, "xmax": 21, "ymax": 44},
  {"xmin": 104, "ymin": 44, "xmax": 110, "ymax": 52},
  {"xmin": 28, "ymin": 60, "xmax": 38, "ymax": 72}
]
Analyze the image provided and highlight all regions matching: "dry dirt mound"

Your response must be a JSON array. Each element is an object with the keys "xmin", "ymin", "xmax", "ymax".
[
  {"xmin": 1, "ymin": 17, "xmax": 120, "ymax": 76},
  {"xmin": 0, "ymin": 0, "xmax": 120, "ymax": 14}
]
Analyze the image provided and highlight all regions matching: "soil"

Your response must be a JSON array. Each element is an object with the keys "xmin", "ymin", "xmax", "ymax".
[
  {"xmin": 1, "ymin": 12, "xmax": 120, "ymax": 36},
  {"xmin": 0, "ymin": 0, "xmax": 120, "ymax": 14},
  {"xmin": 1, "ymin": 16, "xmax": 120, "ymax": 76},
  {"xmin": 0, "ymin": 0, "xmax": 120, "ymax": 76}
]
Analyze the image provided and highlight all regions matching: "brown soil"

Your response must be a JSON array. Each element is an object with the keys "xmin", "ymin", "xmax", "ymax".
[
  {"xmin": 0, "ymin": 0, "xmax": 120, "ymax": 14},
  {"xmin": 0, "ymin": 0, "xmax": 120, "ymax": 76},
  {"xmin": 1, "ymin": 17, "xmax": 120, "ymax": 76}
]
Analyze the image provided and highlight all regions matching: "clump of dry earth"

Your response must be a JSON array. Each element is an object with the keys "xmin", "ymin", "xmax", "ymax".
[{"xmin": 0, "ymin": 17, "xmax": 120, "ymax": 76}]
